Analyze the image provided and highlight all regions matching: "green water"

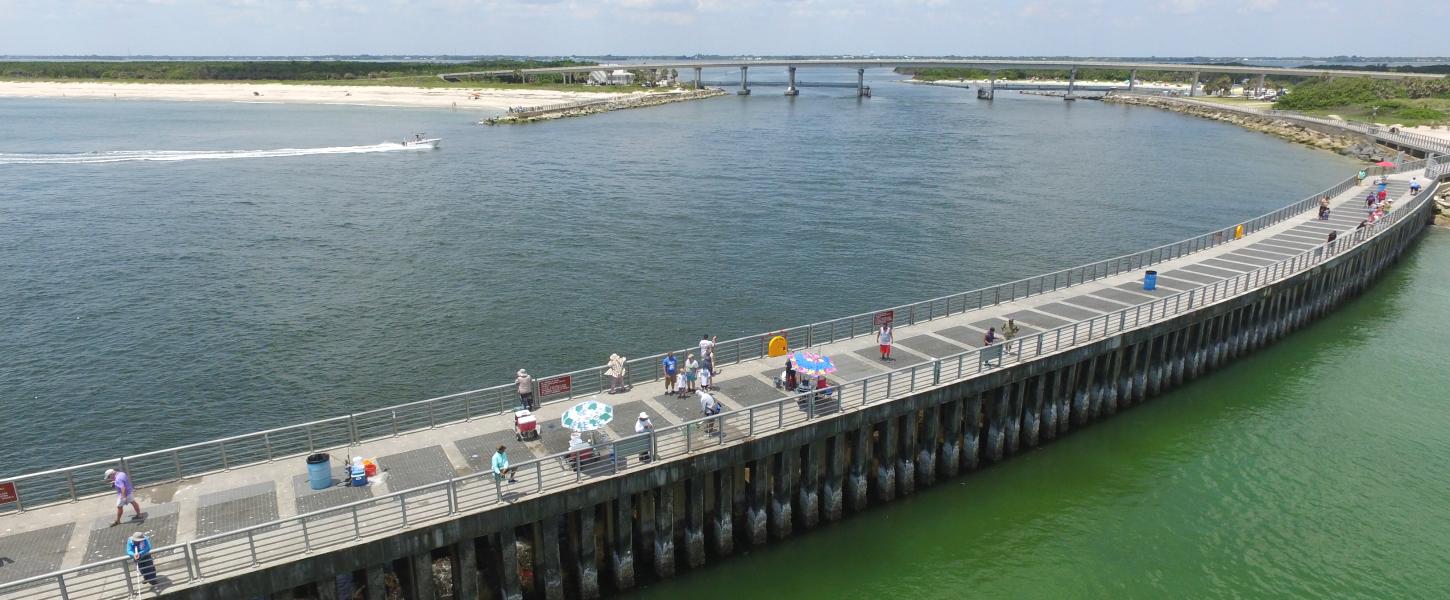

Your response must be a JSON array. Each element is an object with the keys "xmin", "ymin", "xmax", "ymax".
[{"xmin": 631, "ymin": 229, "xmax": 1450, "ymax": 598}]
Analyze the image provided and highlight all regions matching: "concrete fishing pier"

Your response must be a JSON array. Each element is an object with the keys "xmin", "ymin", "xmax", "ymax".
[{"xmin": 1, "ymin": 152, "xmax": 1446, "ymax": 599}]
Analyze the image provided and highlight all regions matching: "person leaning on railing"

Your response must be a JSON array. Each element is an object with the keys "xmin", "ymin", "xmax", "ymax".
[{"xmin": 126, "ymin": 532, "xmax": 158, "ymax": 587}]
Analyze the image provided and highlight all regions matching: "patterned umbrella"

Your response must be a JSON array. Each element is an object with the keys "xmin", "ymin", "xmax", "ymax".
[
  {"xmin": 561, "ymin": 399, "xmax": 614, "ymax": 433},
  {"xmin": 790, "ymin": 351, "xmax": 837, "ymax": 377}
]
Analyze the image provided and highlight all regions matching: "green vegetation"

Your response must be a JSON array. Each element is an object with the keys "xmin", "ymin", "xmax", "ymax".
[
  {"xmin": 0, "ymin": 59, "xmax": 590, "ymax": 85},
  {"xmin": 1274, "ymin": 77, "xmax": 1450, "ymax": 125}
]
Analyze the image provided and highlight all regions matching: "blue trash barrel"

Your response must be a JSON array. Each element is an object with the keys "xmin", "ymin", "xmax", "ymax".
[
  {"xmin": 306, "ymin": 453, "xmax": 331, "ymax": 490},
  {"xmin": 1143, "ymin": 270, "xmax": 1158, "ymax": 291}
]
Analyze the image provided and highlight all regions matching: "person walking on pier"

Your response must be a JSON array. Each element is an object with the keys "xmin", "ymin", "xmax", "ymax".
[
  {"xmin": 878, "ymin": 323, "xmax": 894, "ymax": 361},
  {"xmin": 515, "ymin": 369, "xmax": 535, "ymax": 411},
  {"xmin": 606, "ymin": 354, "xmax": 628, "ymax": 394},
  {"xmin": 104, "ymin": 468, "xmax": 142, "ymax": 527},
  {"xmin": 1357, "ymin": 169, "xmax": 1367, "ymax": 185},
  {"xmin": 1318, "ymin": 195, "xmax": 1331, "ymax": 220},
  {"xmin": 492, "ymin": 445, "xmax": 518, "ymax": 484},
  {"xmin": 1326, "ymin": 230, "xmax": 1338, "ymax": 255},
  {"xmin": 1001, "ymin": 318, "xmax": 1021, "ymax": 355},
  {"xmin": 126, "ymin": 531, "xmax": 158, "ymax": 587},
  {"xmin": 983, "ymin": 327, "xmax": 998, "ymax": 347},
  {"xmin": 662, "ymin": 352, "xmax": 678, "ymax": 395}
]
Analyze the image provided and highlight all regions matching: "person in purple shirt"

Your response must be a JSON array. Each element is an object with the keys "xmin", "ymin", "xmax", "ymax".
[{"xmin": 104, "ymin": 468, "xmax": 143, "ymax": 526}]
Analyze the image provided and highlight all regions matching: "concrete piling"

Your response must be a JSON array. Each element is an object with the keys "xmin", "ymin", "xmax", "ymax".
[{"xmin": 684, "ymin": 478, "xmax": 706, "ymax": 568}]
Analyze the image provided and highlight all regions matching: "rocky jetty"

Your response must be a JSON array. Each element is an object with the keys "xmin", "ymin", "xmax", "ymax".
[
  {"xmin": 484, "ymin": 88, "xmax": 727, "ymax": 125},
  {"xmin": 1102, "ymin": 95, "xmax": 1397, "ymax": 160}
]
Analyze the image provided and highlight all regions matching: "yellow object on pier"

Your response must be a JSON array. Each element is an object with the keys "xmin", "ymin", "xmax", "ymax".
[{"xmin": 767, "ymin": 335, "xmax": 788, "ymax": 357}]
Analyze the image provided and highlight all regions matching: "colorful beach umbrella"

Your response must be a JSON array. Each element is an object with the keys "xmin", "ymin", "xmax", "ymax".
[
  {"xmin": 561, "ymin": 399, "xmax": 614, "ymax": 432},
  {"xmin": 790, "ymin": 351, "xmax": 837, "ymax": 377},
  {"xmin": 1374, "ymin": 161, "xmax": 1396, "ymax": 167}
]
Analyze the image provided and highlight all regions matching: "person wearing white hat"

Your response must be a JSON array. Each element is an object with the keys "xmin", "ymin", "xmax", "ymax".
[
  {"xmin": 515, "ymin": 369, "xmax": 535, "ymax": 410},
  {"xmin": 126, "ymin": 531, "xmax": 158, "ymax": 586},
  {"xmin": 104, "ymin": 468, "xmax": 142, "ymax": 526},
  {"xmin": 634, "ymin": 412, "xmax": 655, "ymax": 462}
]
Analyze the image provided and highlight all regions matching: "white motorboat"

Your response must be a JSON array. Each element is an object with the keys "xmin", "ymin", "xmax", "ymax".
[{"xmin": 401, "ymin": 134, "xmax": 441, "ymax": 149}]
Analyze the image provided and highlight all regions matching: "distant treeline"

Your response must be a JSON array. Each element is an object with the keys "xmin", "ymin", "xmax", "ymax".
[{"xmin": 0, "ymin": 59, "xmax": 590, "ymax": 81}]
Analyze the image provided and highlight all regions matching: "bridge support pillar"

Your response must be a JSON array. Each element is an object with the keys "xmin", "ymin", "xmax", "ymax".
[
  {"xmin": 685, "ymin": 477, "xmax": 706, "ymax": 568},
  {"xmin": 746, "ymin": 459, "xmax": 769, "ymax": 545},
  {"xmin": 575, "ymin": 506, "xmax": 600, "ymax": 599},
  {"xmin": 799, "ymin": 440, "xmax": 823, "ymax": 528},
  {"xmin": 541, "ymin": 516, "xmax": 565, "ymax": 600},
  {"xmin": 770, "ymin": 450, "xmax": 794, "ymax": 539},
  {"xmin": 453, "ymin": 539, "xmax": 480, "ymax": 600},
  {"xmin": 919, "ymin": 403, "xmax": 939, "ymax": 486},
  {"xmin": 846, "ymin": 425, "xmax": 869, "ymax": 512},
  {"xmin": 611, "ymin": 496, "xmax": 635, "ymax": 591},
  {"xmin": 498, "ymin": 529, "xmax": 524, "ymax": 600},
  {"xmin": 316, "ymin": 576, "xmax": 338, "ymax": 600},
  {"xmin": 1189, "ymin": 70, "xmax": 1200, "ymax": 96},
  {"xmin": 365, "ymin": 565, "xmax": 386, "ymax": 600},
  {"xmin": 712, "ymin": 468, "xmax": 735, "ymax": 556},
  {"xmin": 785, "ymin": 66, "xmax": 799, "ymax": 96},
  {"xmin": 874, "ymin": 418, "xmax": 898, "ymax": 501},
  {"xmin": 1255, "ymin": 73, "xmax": 1266, "ymax": 96},
  {"xmin": 693, "ymin": 67, "xmax": 701, "ymax": 90},
  {"xmin": 654, "ymin": 485, "xmax": 676, "ymax": 578},
  {"xmin": 737, "ymin": 66, "xmax": 751, "ymax": 95},
  {"xmin": 1127, "ymin": 69, "xmax": 1137, "ymax": 92},
  {"xmin": 940, "ymin": 396, "xmax": 963, "ymax": 476},
  {"xmin": 823, "ymin": 433, "xmax": 846, "ymax": 522},
  {"xmin": 410, "ymin": 551, "xmax": 436, "ymax": 600},
  {"xmin": 1065, "ymin": 66, "xmax": 1077, "ymax": 100},
  {"xmin": 987, "ymin": 71, "xmax": 996, "ymax": 99}
]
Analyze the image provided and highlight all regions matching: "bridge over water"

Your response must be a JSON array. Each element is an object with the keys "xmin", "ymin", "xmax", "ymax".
[
  {"xmin": 2, "ymin": 122, "xmax": 1448, "ymax": 600},
  {"xmin": 440, "ymin": 59, "xmax": 1446, "ymax": 98}
]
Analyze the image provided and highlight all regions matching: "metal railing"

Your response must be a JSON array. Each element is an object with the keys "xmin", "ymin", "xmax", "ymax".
[
  {"xmin": 3, "ymin": 179, "xmax": 1436, "ymax": 600},
  {"xmin": 0, "ymin": 171, "xmax": 1382, "ymax": 512}
]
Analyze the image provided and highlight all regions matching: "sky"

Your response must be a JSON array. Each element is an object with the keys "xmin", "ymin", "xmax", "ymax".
[{"xmin": 1, "ymin": 0, "xmax": 1447, "ymax": 58}]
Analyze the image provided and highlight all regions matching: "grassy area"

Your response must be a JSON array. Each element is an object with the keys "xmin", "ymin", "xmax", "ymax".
[
  {"xmin": 1295, "ymin": 99, "xmax": 1450, "ymax": 127},
  {"xmin": 1273, "ymin": 77, "xmax": 1450, "ymax": 126}
]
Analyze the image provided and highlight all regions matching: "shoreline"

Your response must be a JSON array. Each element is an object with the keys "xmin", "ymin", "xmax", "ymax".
[
  {"xmin": 1101, "ymin": 94, "xmax": 1391, "ymax": 161},
  {"xmin": 0, "ymin": 80, "xmax": 632, "ymax": 114}
]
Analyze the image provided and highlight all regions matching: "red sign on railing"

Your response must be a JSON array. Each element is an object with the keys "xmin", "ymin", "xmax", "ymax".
[
  {"xmin": 874, "ymin": 310, "xmax": 895, "ymax": 327},
  {"xmin": 537, "ymin": 375, "xmax": 572, "ymax": 396},
  {"xmin": 0, "ymin": 482, "xmax": 16, "ymax": 505}
]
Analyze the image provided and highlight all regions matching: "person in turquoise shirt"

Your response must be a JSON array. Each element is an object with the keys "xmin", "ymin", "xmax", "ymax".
[
  {"xmin": 492, "ymin": 445, "xmax": 517, "ymax": 483},
  {"xmin": 126, "ymin": 531, "xmax": 158, "ymax": 587}
]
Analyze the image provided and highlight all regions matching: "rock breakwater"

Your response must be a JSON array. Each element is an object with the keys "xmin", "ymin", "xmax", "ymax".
[
  {"xmin": 1102, "ymin": 94, "xmax": 1394, "ymax": 160},
  {"xmin": 483, "ymin": 88, "xmax": 727, "ymax": 125}
]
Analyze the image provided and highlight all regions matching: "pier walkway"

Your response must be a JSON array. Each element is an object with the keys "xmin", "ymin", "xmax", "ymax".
[{"xmin": 0, "ymin": 168, "xmax": 1435, "ymax": 598}]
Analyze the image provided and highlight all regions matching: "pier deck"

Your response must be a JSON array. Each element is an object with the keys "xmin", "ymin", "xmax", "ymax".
[{"xmin": 0, "ymin": 173, "xmax": 1424, "ymax": 597}]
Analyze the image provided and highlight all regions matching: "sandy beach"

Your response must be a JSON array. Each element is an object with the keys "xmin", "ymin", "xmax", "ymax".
[{"xmin": 0, "ymin": 80, "xmax": 630, "ymax": 113}]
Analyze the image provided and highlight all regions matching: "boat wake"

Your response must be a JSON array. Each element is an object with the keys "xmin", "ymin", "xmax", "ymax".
[{"xmin": 0, "ymin": 142, "xmax": 432, "ymax": 165}]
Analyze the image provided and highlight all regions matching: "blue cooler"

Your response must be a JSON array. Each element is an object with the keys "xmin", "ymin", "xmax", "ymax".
[
  {"xmin": 1143, "ymin": 270, "xmax": 1158, "ymax": 291},
  {"xmin": 349, "ymin": 464, "xmax": 368, "ymax": 487},
  {"xmin": 306, "ymin": 453, "xmax": 331, "ymax": 490}
]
